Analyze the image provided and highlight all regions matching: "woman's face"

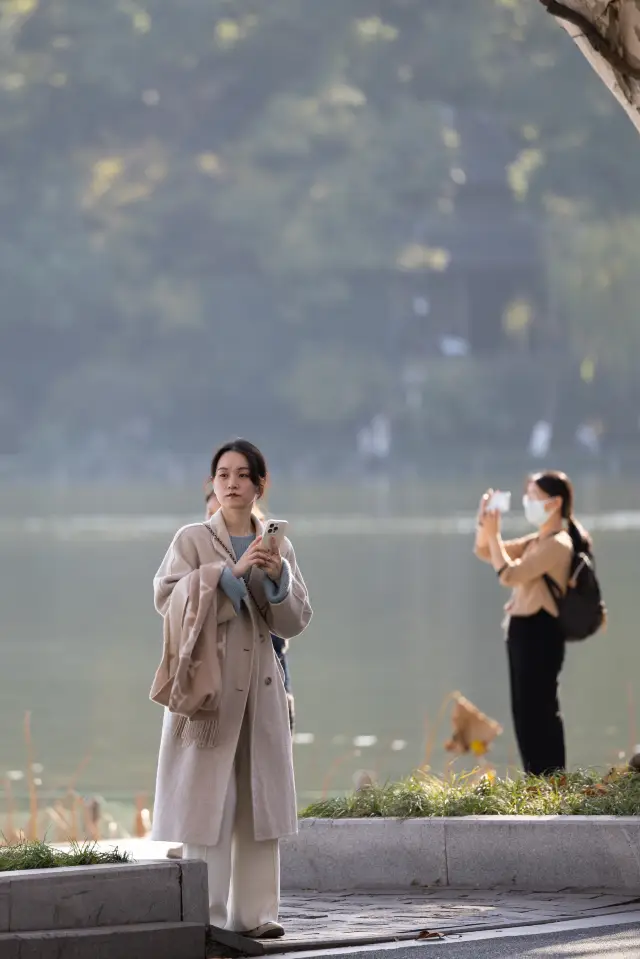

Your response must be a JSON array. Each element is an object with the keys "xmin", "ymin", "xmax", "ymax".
[
  {"xmin": 212, "ymin": 451, "xmax": 259, "ymax": 511},
  {"xmin": 205, "ymin": 493, "xmax": 220, "ymax": 519},
  {"xmin": 525, "ymin": 480, "xmax": 561, "ymax": 517}
]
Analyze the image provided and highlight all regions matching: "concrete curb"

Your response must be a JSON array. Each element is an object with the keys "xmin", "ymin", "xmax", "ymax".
[
  {"xmin": 0, "ymin": 922, "xmax": 206, "ymax": 959},
  {"xmin": 0, "ymin": 859, "xmax": 208, "ymax": 959},
  {"xmin": 282, "ymin": 817, "xmax": 640, "ymax": 893}
]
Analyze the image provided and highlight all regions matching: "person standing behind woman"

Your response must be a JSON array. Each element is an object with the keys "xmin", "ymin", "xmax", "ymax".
[
  {"xmin": 474, "ymin": 471, "xmax": 591, "ymax": 776},
  {"xmin": 151, "ymin": 439, "xmax": 311, "ymax": 938},
  {"xmin": 204, "ymin": 478, "xmax": 295, "ymax": 732}
]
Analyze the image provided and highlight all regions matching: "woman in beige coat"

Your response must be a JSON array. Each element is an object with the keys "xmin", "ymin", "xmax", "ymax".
[
  {"xmin": 150, "ymin": 439, "xmax": 312, "ymax": 939},
  {"xmin": 205, "ymin": 481, "xmax": 295, "ymax": 733}
]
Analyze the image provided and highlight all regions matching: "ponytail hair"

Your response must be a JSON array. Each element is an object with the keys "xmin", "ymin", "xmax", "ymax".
[
  {"xmin": 531, "ymin": 470, "xmax": 592, "ymax": 554},
  {"xmin": 567, "ymin": 515, "xmax": 592, "ymax": 555},
  {"xmin": 204, "ymin": 476, "xmax": 215, "ymax": 505}
]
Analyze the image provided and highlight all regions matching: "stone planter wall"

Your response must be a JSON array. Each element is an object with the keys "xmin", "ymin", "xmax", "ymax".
[
  {"xmin": 282, "ymin": 817, "xmax": 640, "ymax": 893},
  {"xmin": 0, "ymin": 859, "xmax": 208, "ymax": 959}
]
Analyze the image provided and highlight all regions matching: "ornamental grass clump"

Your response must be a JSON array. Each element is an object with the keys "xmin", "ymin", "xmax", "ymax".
[
  {"xmin": 300, "ymin": 768, "xmax": 640, "ymax": 819},
  {"xmin": 0, "ymin": 839, "xmax": 131, "ymax": 872}
]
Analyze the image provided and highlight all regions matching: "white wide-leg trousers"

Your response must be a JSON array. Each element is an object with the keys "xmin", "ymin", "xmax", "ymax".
[{"xmin": 183, "ymin": 715, "xmax": 280, "ymax": 932}]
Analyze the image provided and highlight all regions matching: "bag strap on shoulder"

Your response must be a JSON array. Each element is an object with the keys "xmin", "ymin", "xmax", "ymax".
[{"xmin": 542, "ymin": 572, "xmax": 563, "ymax": 608}]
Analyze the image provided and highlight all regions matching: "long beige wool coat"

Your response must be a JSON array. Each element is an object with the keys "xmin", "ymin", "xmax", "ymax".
[{"xmin": 150, "ymin": 510, "xmax": 312, "ymax": 846}]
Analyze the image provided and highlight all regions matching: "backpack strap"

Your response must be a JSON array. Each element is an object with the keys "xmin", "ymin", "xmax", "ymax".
[
  {"xmin": 542, "ymin": 572, "xmax": 563, "ymax": 612},
  {"xmin": 567, "ymin": 553, "xmax": 589, "ymax": 589},
  {"xmin": 537, "ymin": 529, "xmax": 572, "ymax": 610},
  {"xmin": 542, "ymin": 530, "xmax": 580, "ymax": 609}
]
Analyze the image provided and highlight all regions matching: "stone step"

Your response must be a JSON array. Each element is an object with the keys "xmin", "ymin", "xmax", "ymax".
[
  {"xmin": 0, "ymin": 860, "xmax": 208, "ymax": 932},
  {"xmin": 0, "ymin": 921, "xmax": 206, "ymax": 959}
]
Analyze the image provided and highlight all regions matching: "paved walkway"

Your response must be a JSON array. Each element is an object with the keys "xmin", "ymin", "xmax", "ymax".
[
  {"xmin": 270, "ymin": 890, "xmax": 640, "ymax": 950},
  {"xmin": 276, "ymin": 923, "xmax": 640, "ymax": 959},
  {"xmin": 71, "ymin": 840, "xmax": 640, "ymax": 952}
]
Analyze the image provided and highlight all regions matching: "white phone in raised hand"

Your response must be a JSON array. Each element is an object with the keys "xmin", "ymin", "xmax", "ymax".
[
  {"xmin": 261, "ymin": 519, "xmax": 289, "ymax": 551},
  {"xmin": 486, "ymin": 491, "xmax": 511, "ymax": 513}
]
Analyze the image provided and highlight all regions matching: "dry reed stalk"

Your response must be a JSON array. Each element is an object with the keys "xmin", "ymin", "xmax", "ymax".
[
  {"xmin": 423, "ymin": 691, "xmax": 456, "ymax": 768},
  {"xmin": 65, "ymin": 751, "xmax": 92, "ymax": 797},
  {"xmin": 88, "ymin": 798, "xmax": 101, "ymax": 841},
  {"xmin": 443, "ymin": 756, "xmax": 456, "ymax": 782},
  {"xmin": 58, "ymin": 752, "xmax": 93, "ymax": 842},
  {"xmin": 80, "ymin": 802, "xmax": 91, "ymax": 842},
  {"xmin": 45, "ymin": 803, "xmax": 71, "ymax": 843},
  {"xmin": 320, "ymin": 750, "xmax": 358, "ymax": 799},
  {"xmin": 23, "ymin": 712, "xmax": 39, "ymax": 841},
  {"xmin": 65, "ymin": 791, "xmax": 81, "ymax": 843},
  {"xmin": 3, "ymin": 777, "xmax": 19, "ymax": 844},
  {"xmin": 82, "ymin": 799, "xmax": 100, "ymax": 842},
  {"xmin": 627, "ymin": 681, "xmax": 637, "ymax": 756},
  {"xmin": 134, "ymin": 794, "xmax": 151, "ymax": 838},
  {"xmin": 56, "ymin": 800, "xmax": 73, "ymax": 840}
]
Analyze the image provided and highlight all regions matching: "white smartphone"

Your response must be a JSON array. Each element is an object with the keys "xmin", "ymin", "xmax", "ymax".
[
  {"xmin": 261, "ymin": 519, "xmax": 289, "ymax": 551},
  {"xmin": 486, "ymin": 491, "xmax": 511, "ymax": 513}
]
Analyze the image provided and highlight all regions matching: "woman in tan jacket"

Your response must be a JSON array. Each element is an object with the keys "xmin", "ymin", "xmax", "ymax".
[
  {"xmin": 474, "ymin": 470, "xmax": 591, "ymax": 776},
  {"xmin": 151, "ymin": 439, "xmax": 312, "ymax": 939}
]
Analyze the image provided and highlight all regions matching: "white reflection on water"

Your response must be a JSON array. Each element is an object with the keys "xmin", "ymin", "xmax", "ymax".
[{"xmin": 3, "ymin": 510, "xmax": 640, "ymax": 540}]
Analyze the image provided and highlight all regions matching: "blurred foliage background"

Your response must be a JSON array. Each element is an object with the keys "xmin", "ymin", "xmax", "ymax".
[{"xmin": 2, "ymin": 0, "xmax": 640, "ymax": 477}]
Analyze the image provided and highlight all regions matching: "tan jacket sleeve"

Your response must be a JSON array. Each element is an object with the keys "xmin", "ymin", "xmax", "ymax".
[
  {"xmin": 475, "ymin": 534, "xmax": 535, "ymax": 564},
  {"xmin": 266, "ymin": 541, "xmax": 313, "ymax": 641},
  {"xmin": 498, "ymin": 536, "xmax": 567, "ymax": 588}
]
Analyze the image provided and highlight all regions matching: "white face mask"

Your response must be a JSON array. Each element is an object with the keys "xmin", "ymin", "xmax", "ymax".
[{"xmin": 523, "ymin": 495, "xmax": 553, "ymax": 527}]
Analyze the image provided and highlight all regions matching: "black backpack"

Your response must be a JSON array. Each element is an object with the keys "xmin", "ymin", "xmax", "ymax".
[{"xmin": 543, "ymin": 547, "xmax": 606, "ymax": 642}]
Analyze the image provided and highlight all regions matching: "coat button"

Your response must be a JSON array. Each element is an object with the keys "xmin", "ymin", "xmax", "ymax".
[{"xmin": 265, "ymin": 677, "xmax": 272, "ymax": 686}]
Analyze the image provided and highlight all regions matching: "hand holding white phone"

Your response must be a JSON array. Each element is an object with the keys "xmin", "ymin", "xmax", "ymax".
[
  {"xmin": 486, "ymin": 491, "xmax": 511, "ymax": 514},
  {"xmin": 261, "ymin": 519, "xmax": 289, "ymax": 552}
]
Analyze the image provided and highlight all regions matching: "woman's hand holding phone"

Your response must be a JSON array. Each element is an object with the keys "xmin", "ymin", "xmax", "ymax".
[
  {"xmin": 481, "ymin": 489, "xmax": 511, "ymax": 538},
  {"xmin": 476, "ymin": 488, "xmax": 510, "ymax": 542},
  {"xmin": 478, "ymin": 489, "xmax": 493, "ymax": 525},
  {"xmin": 261, "ymin": 539, "xmax": 283, "ymax": 582},
  {"xmin": 233, "ymin": 538, "xmax": 271, "ymax": 578},
  {"xmin": 475, "ymin": 488, "xmax": 493, "ymax": 545}
]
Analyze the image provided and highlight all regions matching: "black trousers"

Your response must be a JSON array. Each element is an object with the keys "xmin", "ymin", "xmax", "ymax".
[{"xmin": 507, "ymin": 610, "xmax": 566, "ymax": 776}]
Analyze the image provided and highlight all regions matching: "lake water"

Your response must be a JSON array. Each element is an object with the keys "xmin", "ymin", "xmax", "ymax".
[{"xmin": 0, "ymin": 477, "xmax": 638, "ymax": 829}]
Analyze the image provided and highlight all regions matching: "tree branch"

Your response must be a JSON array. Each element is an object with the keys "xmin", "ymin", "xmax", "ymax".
[{"xmin": 539, "ymin": 0, "xmax": 640, "ymax": 82}]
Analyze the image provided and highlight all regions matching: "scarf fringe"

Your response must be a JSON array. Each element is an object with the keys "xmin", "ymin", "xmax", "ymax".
[{"xmin": 172, "ymin": 714, "xmax": 219, "ymax": 749}]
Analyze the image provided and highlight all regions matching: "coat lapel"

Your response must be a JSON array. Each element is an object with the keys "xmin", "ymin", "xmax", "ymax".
[
  {"xmin": 207, "ymin": 509, "xmax": 266, "ymax": 566},
  {"xmin": 207, "ymin": 511, "xmax": 236, "ymax": 563}
]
